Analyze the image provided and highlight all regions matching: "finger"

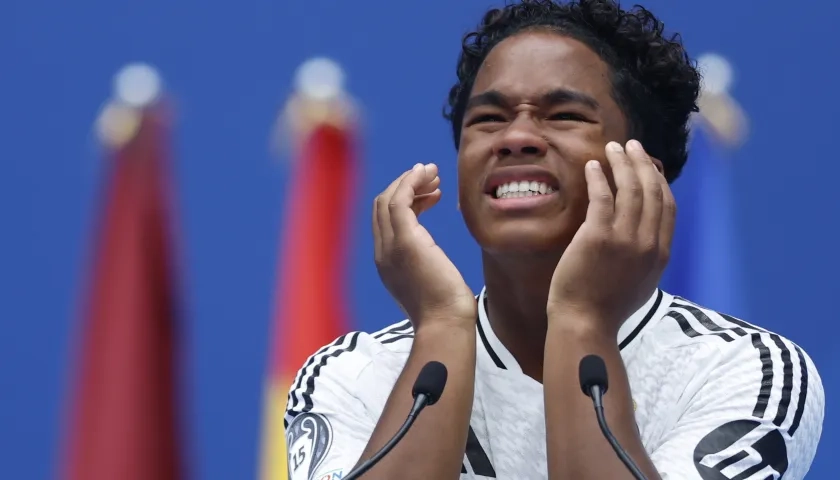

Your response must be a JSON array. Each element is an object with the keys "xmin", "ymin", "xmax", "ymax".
[
  {"xmin": 413, "ymin": 174, "xmax": 440, "ymax": 213},
  {"xmin": 414, "ymin": 175, "xmax": 440, "ymax": 197},
  {"xmin": 584, "ymin": 160, "xmax": 614, "ymax": 226},
  {"xmin": 605, "ymin": 141, "xmax": 643, "ymax": 231},
  {"xmin": 412, "ymin": 188, "xmax": 442, "ymax": 216},
  {"xmin": 625, "ymin": 140, "xmax": 663, "ymax": 244},
  {"xmin": 376, "ymin": 169, "xmax": 413, "ymax": 252},
  {"xmin": 389, "ymin": 163, "xmax": 439, "ymax": 237},
  {"xmin": 656, "ymin": 168, "xmax": 677, "ymax": 259}
]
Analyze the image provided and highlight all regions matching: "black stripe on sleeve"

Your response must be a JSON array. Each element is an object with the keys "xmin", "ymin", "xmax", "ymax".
[
  {"xmin": 619, "ymin": 289, "xmax": 663, "ymax": 350},
  {"xmin": 788, "ymin": 345, "xmax": 809, "ymax": 436},
  {"xmin": 668, "ymin": 300, "xmax": 801, "ymax": 428},
  {"xmin": 750, "ymin": 333, "xmax": 774, "ymax": 419},
  {"xmin": 712, "ymin": 310, "xmax": 788, "ymax": 423},
  {"xmin": 301, "ymin": 332, "xmax": 361, "ymax": 413},
  {"xmin": 381, "ymin": 333, "xmax": 414, "ymax": 345},
  {"xmin": 673, "ymin": 302, "xmax": 739, "ymax": 341},
  {"xmin": 373, "ymin": 320, "xmax": 412, "ymax": 339},
  {"xmin": 718, "ymin": 311, "xmax": 768, "ymax": 333},
  {"xmin": 288, "ymin": 333, "xmax": 350, "ymax": 414},
  {"xmin": 668, "ymin": 310, "xmax": 703, "ymax": 339},
  {"xmin": 770, "ymin": 335, "xmax": 794, "ymax": 428}
]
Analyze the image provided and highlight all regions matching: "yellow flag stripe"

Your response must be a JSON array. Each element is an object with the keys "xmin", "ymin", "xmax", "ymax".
[{"xmin": 259, "ymin": 384, "xmax": 289, "ymax": 480}]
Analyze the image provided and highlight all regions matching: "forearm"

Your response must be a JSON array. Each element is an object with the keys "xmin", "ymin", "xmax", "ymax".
[
  {"xmin": 543, "ymin": 320, "xmax": 660, "ymax": 480},
  {"xmin": 355, "ymin": 321, "xmax": 476, "ymax": 480}
]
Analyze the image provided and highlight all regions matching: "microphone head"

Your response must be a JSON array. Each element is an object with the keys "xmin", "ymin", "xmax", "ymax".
[
  {"xmin": 579, "ymin": 354, "xmax": 609, "ymax": 397},
  {"xmin": 412, "ymin": 361, "xmax": 448, "ymax": 405}
]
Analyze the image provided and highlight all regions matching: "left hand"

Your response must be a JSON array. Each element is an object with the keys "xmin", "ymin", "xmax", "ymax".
[{"xmin": 546, "ymin": 140, "xmax": 675, "ymax": 334}]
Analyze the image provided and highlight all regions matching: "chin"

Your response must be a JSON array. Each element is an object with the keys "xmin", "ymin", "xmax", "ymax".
[
  {"xmin": 461, "ymin": 197, "xmax": 584, "ymax": 255},
  {"xmin": 473, "ymin": 219, "xmax": 577, "ymax": 257}
]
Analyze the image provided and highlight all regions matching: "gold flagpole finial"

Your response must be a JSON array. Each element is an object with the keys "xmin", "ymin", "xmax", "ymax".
[
  {"xmin": 95, "ymin": 63, "xmax": 165, "ymax": 149},
  {"xmin": 271, "ymin": 57, "xmax": 358, "ymax": 158},
  {"xmin": 695, "ymin": 53, "xmax": 749, "ymax": 148}
]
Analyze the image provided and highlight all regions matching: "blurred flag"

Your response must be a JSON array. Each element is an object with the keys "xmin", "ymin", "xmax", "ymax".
[
  {"xmin": 660, "ymin": 53, "xmax": 749, "ymax": 317},
  {"xmin": 61, "ymin": 66, "xmax": 185, "ymax": 480},
  {"xmin": 260, "ymin": 58, "xmax": 358, "ymax": 480}
]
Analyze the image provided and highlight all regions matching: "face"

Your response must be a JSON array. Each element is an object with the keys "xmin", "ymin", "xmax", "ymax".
[{"xmin": 458, "ymin": 31, "xmax": 629, "ymax": 255}]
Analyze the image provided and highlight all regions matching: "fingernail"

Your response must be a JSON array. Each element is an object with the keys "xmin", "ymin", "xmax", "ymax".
[
  {"xmin": 628, "ymin": 139, "xmax": 644, "ymax": 151},
  {"xmin": 425, "ymin": 162, "xmax": 435, "ymax": 168},
  {"xmin": 413, "ymin": 163, "xmax": 422, "ymax": 171},
  {"xmin": 607, "ymin": 141, "xmax": 623, "ymax": 152},
  {"xmin": 587, "ymin": 160, "xmax": 601, "ymax": 170}
]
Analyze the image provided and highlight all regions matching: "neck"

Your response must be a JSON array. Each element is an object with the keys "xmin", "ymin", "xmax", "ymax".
[{"xmin": 482, "ymin": 250, "xmax": 562, "ymax": 382}]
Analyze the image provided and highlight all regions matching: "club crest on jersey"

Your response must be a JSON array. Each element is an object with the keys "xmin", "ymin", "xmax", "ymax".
[{"xmin": 286, "ymin": 413, "xmax": 333, "ymax": 480}]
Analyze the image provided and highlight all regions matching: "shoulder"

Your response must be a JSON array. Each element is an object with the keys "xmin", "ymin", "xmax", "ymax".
[
  {"xmin": 284, "ymin": 320, "xmax": 414, "ymax": 406},
  {"xmin": 646, "ymin": 295, "xmax": 824, "ymax": 478},
  {"xmin": 284, "ymin": 319, "xmax": 415, "ymax": 431},
  {"xmin": 654, "ymin": 293, "xmax": 819, "ymax": 369},
  {"xmin": 368, "ymin": 318, "xmax": 416, "ymax": 352},
  {"xmin": 293, "ymin": 319, "xmax": 414, "ymax": 377},
  {"xmin": 655, "ymin": 293, "xmax": 825, "ymax": 430},
  {"xmin": 658, "ymin": 294, "xmax": 821, "ymax": 378}
]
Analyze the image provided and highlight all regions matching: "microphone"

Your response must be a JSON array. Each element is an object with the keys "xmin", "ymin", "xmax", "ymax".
[
  {"xmin": 579, "ymin": 354, "xmax": 648, "ymax": 480},
  {"xmin": 343, "ymin": 361, "xmax": 448, "ymax": 480}
]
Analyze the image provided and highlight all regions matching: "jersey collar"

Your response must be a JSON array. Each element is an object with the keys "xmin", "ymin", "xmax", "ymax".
[{"xmin": 476, "ymin": 286, "xmax": 668, "ymax": 373}]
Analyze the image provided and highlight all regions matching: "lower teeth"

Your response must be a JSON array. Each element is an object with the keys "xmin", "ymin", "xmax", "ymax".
[{"xmin": 498, "ymin": 192, "xmax": 544, "ymax": 199}]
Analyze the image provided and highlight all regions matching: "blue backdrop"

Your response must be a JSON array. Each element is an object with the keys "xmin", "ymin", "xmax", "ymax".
[{"xmin": 2, "ymin": 0, "xmax": 837, "ymax": 478}]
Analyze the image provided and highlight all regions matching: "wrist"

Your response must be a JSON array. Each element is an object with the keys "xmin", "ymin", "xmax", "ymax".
[
  {"xmin": 546, "ymin": 309, "xmax": 619, "ymax": 341},
  {"xmin": 413, "ymin": 315, "xmax": 476, "ymax": 337}
]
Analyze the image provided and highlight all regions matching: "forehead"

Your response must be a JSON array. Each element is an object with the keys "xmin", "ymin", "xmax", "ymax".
[{"xmin": 472, "ymin": 31, "xmax": 612, "ymax": 100}]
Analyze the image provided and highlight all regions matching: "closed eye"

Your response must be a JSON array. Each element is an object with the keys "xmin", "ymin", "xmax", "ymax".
[
  {"xmin": 468, "ymin": 114, "xmax": 506, "ymax": 125},
  {"xmin": 549, "ymin": 112, "xmax": 591, "ymax": 122}
]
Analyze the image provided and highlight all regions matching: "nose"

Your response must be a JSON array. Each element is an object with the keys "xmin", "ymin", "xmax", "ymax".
[{"xmin": 493, "ymin": 115, "xmax": 548, "ymax": 158}]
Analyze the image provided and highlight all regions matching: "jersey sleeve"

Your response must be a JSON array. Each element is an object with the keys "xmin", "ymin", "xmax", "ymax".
[
  {"xmin": 650, "ymin": 334, "xmax": 825, "ymax": 480},
  {"xmin": 283, "ymin": 332, "xmax": 377, "ymax": 480}
]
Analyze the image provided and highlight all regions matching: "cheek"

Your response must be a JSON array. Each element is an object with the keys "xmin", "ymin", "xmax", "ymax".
[
  {"xmin": 456, "ymin": 162, "xmax": 478, "ymax": 208},
  {"xmin": 552, "ymin": 124, "xmax": 607, "ymax": 158},
  {"xmin": 551, "ymin": 126, "xmax": 621, "ymax": 194},
  {"xmin": 456, "ymin": 139, "xmax": 492, "ymax": 190},
  {"xmin": 459, "ymin": 130, "xmax": 493, "ymax": 160}
]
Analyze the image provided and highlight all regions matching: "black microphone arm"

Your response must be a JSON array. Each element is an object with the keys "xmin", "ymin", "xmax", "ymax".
[
  {"xmin": 579, "ymin": 354, "xmax": 648, "ymax": 480},
  {"xmin": 343, "ymin": 361, "xmax": 448, "ymax": 480}
]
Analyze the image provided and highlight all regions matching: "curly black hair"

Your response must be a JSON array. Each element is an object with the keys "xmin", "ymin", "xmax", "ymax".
[{"xmin": 444, "ymin": 0, "xmax": 701, "ymax": 183}]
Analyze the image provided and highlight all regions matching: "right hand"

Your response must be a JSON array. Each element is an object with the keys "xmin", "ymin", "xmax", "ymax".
[{"xmin": 374, "ymin": 163, "xmax": 477, "ymax": 328}]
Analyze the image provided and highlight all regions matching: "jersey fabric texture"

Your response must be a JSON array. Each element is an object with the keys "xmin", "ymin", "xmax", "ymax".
[{"xmin": 284, "ymin": 288, "xmax": 824, "ymax": 480}]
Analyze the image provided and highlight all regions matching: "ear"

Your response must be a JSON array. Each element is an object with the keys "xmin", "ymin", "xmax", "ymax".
[{"xmin": 650, "ymin": 157, "xmax": 665, "ymax": 176}]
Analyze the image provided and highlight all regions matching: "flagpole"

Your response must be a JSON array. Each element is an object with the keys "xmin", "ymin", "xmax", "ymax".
[
  {"xmin": 61, "ymin": 63, "xmax": 185, "ymax": 480},
  {"xmin": 662, "ymin": 53, "xmax": 750, "ymax": 317},
  {"xmin": 259, "ymin": 58, "xmax": 360, "ymax": 480}
]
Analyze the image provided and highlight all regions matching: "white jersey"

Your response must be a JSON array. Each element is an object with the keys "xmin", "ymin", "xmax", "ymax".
[{"xmin": 284, "ymin": 288, "xmax": 824, "ymax": 480}]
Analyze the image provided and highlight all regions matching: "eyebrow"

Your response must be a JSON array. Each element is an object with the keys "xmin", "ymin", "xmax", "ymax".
[{"xmin": 465, "ymin": 88, "xmax": 600, "ymax": 112}]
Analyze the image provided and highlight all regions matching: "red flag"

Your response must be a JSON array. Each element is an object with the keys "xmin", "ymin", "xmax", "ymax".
[
  {"xmin": 62, "ymin": 104, "xmax": 184, "ymax": 480},
  {"xmin": 260, "ymin": 121, "xmax": 357, "ymax": 480}
]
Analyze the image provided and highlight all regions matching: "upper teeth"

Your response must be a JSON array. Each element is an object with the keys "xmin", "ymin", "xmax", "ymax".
[{"xmin": 495, "ymin": 181, "xmax": 555, "ymax": 199}]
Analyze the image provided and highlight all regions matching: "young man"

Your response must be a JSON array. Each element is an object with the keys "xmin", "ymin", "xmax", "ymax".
[{"xmin": 284, "ymin": 1, "xmax": 824, "ymax": 478}]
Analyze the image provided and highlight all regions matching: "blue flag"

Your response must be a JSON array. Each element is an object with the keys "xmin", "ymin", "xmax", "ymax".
[{"xmin": 660, "ymin": 119, "xmax": 747, "ymax": 318}]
